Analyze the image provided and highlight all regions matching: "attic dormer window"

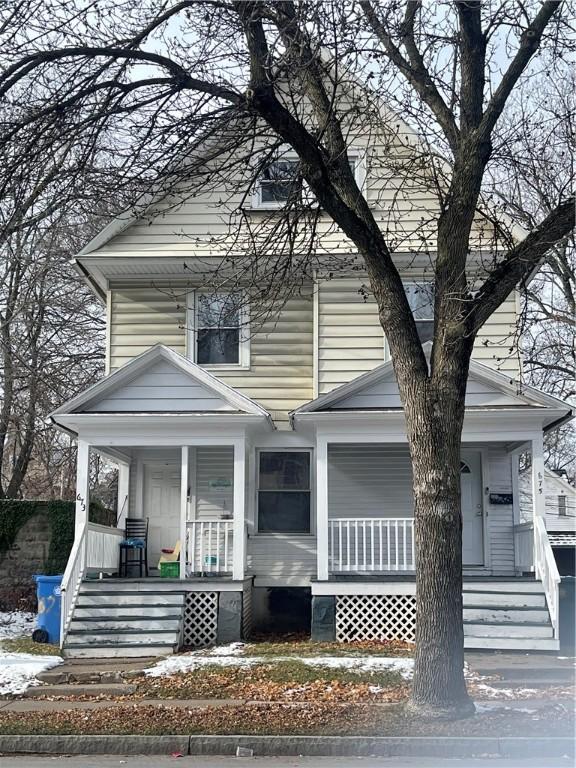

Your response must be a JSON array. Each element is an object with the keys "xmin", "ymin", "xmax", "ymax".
[{"xmin": 253, "ymin": 148, "xmax": 365, "ymax": 209}]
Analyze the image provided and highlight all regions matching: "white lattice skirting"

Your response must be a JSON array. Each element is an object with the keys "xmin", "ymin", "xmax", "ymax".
[
  {"xmin": 182, "ymin": 591, "xmax": 218, "ymax": 648},
  {"xmin": 335, "ymin": 594, "xmax": 416, "ymax": 642}
]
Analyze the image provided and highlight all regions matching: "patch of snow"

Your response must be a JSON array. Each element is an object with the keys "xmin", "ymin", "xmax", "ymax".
[
  {"xmin": 299, "ymin": 655, "xmax": 415, "ymax": 680},
  {"xmin": 475, "ymin": 702, "xmax": 537, "ymax": 714},
  {"xmin": 474, "ymin": 682, "xmax": 541, "ymax": 700},
  {"xmin": 0, "ymin": 612, "xmax": 35, "ymax": 640},
  {"xmin": 206, "ymin": 642, "xmax": 246, "ymax": 657},
  {"xmin": 145, "ymin": 651, "xmax": 415, "ymax": 680},
  {"xmin": 0, "ymin": 652, "xmax": 63, "ymax": 696},
  {"xmin": 144, "ymin": 652, "xmax": 259, "ymax": 677}
]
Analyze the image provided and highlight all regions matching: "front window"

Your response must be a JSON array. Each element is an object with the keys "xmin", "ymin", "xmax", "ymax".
[
  {"xmin": 404, "ymin": 282, "xmax": 434, "ymax": 343},
  {"xmin": 196, "ymin": 293, "xmax": 243, "ymax": 366},
  {"xmin": 257, "ymin": 451, "xmax": 311, "ymax": 533}
]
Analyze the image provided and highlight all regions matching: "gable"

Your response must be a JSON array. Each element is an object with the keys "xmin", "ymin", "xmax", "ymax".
[
  {"xmin": 84, "ymin": 359, "xmax": 235, "ymax": 413},
  {"xmin": 335, "ymin": 376, "xmax": 529, "ymax": 411},
  {"xmin": 294, "ymin": 352, "xmax": 570, "ymax": 416},
  {"xmin": 51, "ymin": 344, "xmax": 270, "ymax": 418}
]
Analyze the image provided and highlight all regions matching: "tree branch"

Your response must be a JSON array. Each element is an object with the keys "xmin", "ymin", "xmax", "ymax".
[
  {"xmin": 478, "ymin": 0, "xmax": 563, "ymax": 141},
  {"xmin": 0, "ymin": 46, "xmax": 242, "ymax": 104},
  {"xmin": 360, "ymin": 0, "xmax": 460, "ymax": 151},
  {"xmin": 471, "ymin": 196, "xmax": 575, "ymax": 330}
]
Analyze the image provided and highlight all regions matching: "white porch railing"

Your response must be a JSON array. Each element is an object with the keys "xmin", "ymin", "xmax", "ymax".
[
  {"xmin": 60, "ymin": 522, "xmax": 123, "ymax": 646},
  {"xmin": 86, "ymin": 523, "xmax": 124, "ymax": 572},
  {"xmin": 329, "ymin": 518, "xmax": 415, "ymax": 573},
  {"xmin": 187, "ymin": 520, "xmax": 233, "ymax": 575},
  {"xmin": 513, "ymin": 522, "xmax": 535, "ymax": 572},
  {"xmin": 534, "ymin": 516, "xmax": 561, "ymax": 637}
]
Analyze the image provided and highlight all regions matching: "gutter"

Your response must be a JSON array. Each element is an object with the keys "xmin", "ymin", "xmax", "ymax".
[
  {"xmin": 543, "ymin": 408, "xmax": 574, "ymax": 434},
  {"xmin": 72, "ymin": 258, "xmax": 106, "ymax": 304}
]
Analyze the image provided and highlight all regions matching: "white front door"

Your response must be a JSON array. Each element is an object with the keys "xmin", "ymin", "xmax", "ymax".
[
  {"xmin": 143, "ymin": 463, "xmax": 181, "ymax": 570},
  {"xmin": 461, "ymin": 452, "xmax": 484, "ymax": 566}
]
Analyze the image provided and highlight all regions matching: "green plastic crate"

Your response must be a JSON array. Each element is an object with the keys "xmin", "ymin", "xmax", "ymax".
[{"xmin": 160, "ymin": 561, "xmax": 180, "ymax": 578}]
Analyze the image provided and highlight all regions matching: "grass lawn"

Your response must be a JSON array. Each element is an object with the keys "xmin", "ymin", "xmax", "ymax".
[
  {"xmin": 240, "ymin": 636, "xmax": 414, "ymax": 658},
  {"xmin": 0, "ymin": 701, "xmax": 572, "ymax": 737},
  {"xmin": 0, "ymin": 637, "xmax": 62, "ymax": 656},
  {"xmin": 136, "ymin": 660, "xmax": 409, "ymax": 702}
]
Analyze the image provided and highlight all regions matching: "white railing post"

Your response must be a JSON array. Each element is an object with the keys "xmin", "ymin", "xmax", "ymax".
[
  {"xmin": 117, "ymin": 462, "xmax": 130, "ymax": 526},
  {"xmin": 75, "ymin": 440, "xmax": 90, "ymax": 538},
  {"xmin": 180, "ymin": 446, "xmax": 189, "ymax": 580},
  {"xmin": 232, "ymin": 440, "xmax": 246, "ymax": 581},
  {"xmin": 317, "ymin": 437, "xmax": 329, "ymax": 581}
]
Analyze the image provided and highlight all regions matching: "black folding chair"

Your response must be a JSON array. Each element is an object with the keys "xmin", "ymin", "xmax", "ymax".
[{"xmin": 118, "ymin": 518, "xmax": 149, "ymax": 578}]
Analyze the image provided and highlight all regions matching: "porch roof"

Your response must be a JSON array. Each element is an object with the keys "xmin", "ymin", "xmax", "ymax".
[
  {"xmin": 291, "ymin": 345, "xmax": 572, "ymax": 431},
  {"xmin": 51, "ymin": 344, "xmax": 273, "ymax": 435}
]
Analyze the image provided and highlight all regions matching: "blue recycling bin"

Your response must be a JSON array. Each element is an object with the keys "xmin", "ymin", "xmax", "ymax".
[{"xmin": 33, "ymin": 574, "xmax": 63, "ymax": 645}]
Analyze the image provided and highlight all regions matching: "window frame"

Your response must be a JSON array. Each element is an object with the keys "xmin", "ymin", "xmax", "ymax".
[
  {"xmin": 186, "ymin": 290, "xmax": 250, "ymax": 370},
  {"xmin": 252, "ymin": 147, "xmax": 367, "ymax": 210},
  {"xmin": 255, "ymin": 448, "xmax": 314, "ymax": 536}
]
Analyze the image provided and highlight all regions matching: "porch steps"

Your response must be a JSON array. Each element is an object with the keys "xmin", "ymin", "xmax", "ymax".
[
  {"xmin": 63, "ymin": 579, "xmax": 186, "ymax": 659},
  {"xmin": 461, "ymin": 581, "xmax": 559, "ymax": 652}
]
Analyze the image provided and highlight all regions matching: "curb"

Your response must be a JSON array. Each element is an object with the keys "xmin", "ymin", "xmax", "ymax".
[{"xmin": 0, "ymin": 734, "xmax": 573, "ymax": 758}]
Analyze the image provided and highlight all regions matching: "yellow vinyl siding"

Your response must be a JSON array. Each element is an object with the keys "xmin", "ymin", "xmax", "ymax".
[
  {"xmin": 109, "ymin": 287, "xmax": 314, "ymax": 426},
  {"xmin": 317, "ymin": 277, "xmax": 520, "ymax": 394}
]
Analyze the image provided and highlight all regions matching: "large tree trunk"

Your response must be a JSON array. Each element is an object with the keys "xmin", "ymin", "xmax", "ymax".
[{"xmin": 404, "ymin": 353, "xmax": 475, "ymax": 718}]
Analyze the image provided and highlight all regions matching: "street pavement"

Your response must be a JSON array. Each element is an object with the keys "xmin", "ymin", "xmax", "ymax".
[{"xmin": 0, "ymin": 757, "xmax": 573, "ymax": 767}]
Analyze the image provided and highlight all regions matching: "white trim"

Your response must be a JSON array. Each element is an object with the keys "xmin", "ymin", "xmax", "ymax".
[
  {"xmin": 232, "ymin": 439, "xmax": 246, "ymax": 580},
  {"xmin": 312, "ymin": 277, "xmax": 319, "ymax": 399},
  {"xmin": 104, "ymin": 290, "xmax": 112, "ymax": 375},
  {"xmin": 51, "ymin": 344, "xmax": 269, "ymax": 419},
  {"xmin": 75, "ymin": 441, "xmax": 90, "ymax": 538},
  {"xmin": 532, "ymin": 433, "xmax": 546, "ymax": 520},
  {"xmin": 311, "ymin": 581, "xmax": 416, "ymax": 596},
  {"xmin": 316, "ymin": 437, "xmax": 329, "ymax": 580},
  {"xmin": 180, "ymin": 446, "xmax": 189, "ymax": 580}
]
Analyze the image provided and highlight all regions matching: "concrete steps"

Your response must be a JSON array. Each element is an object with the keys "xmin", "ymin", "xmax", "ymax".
[
  {"xmin": 461, "ymin": 580, "xmax": 559, "ymax": 652},
  {"xmin": 63, "ymin": 579, "xmax": 186, "ymax": 659}
]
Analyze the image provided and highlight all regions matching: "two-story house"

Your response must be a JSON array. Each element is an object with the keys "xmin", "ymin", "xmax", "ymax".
[{"xmin": 51, "ymin": 106, "xmax": 572, "ymax": 658}]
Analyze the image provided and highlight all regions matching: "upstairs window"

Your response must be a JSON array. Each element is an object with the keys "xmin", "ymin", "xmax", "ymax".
[
  {"xmin": 253, "ymin": 149, "xmax": 365, "ymax": 209},
  {"xmin": 258, "ymin": 159, "xmax": 300, "ymax": 207},
  {"xmin": 257, "ymin": 451, "xmax": 311, "ymax": 533},
  {"xmin": 558, "ymin": 495, "xmax": 567, "ymax": 516},
  {"xmin": 189, "ymin": 293, "xmax": 249, "ymax": 367},
  {"xmin": 404, "ymin": 282, "xmax": 434, "ymax": 343}
]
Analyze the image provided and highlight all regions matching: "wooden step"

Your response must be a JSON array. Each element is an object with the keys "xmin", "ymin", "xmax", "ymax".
[
  {"xmin": 463, "ymin": 622, "xmax": 553, "ymax": 638},
  {"xmin": 76, "ymin": 593, "xmax": 186, "ymax": 607},
  {"xmin": 63, "ymin": 643, "xmax": 176, "ymax": 659},
  {"xmin": 463, "ymin": 606, "xmax": 550, "ymax": 623},
  {"xmin": 464, "ymin": 636, "xmax": 559, "ymax": 651},
  {"xmin": 80, "ymin": 580, "xmax": 188, "ymax": 593},
  {"xmin": 69, "ymin": 618, "xmax": 181, "ymax": 632},
  {"xmin": 463, "ymin": 591, "xmax": 545, "ymax": 608},
  {"xmin": 66, "ymin": 629, "xmax": 180, "ymax": 645},
  {"xmin": 74, "ymin": 605, "xmax": 184, "ymax": 618},
  {"xmin": 462, "ymin": 580, "xmax": 542, "ymax": 593}
]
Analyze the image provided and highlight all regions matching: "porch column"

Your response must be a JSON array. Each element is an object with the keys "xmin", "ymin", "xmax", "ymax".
[
  {"xmin": 75, "ymin": 440, "xmax": 90, "ymax": 538},
  {"xmin": 117, "ymin": 462, "xmax": 130, "ymax": 526},
  {"xmin": 531, "ymin": 433, "xmax": 546, "ymax": 521},
  {"xmin": 317, "ymin": 437, "xmax": 329, "ymax": 581},
  {"xmin": 232, "ymin": 439, "xmax": 246, "ymax": 581},
  {"xmin": 180, "ymin": 446, "xmax": 189, "ymax": 580}
]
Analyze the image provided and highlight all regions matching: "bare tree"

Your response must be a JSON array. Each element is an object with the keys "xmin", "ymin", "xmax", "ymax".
[
  {"xmin": 0, "ymin": 1, "xmax": 574, "ymax": 717},
  {"xmin": 489, "ymin": 61, "xmax": 575, "ymax": 477}
]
